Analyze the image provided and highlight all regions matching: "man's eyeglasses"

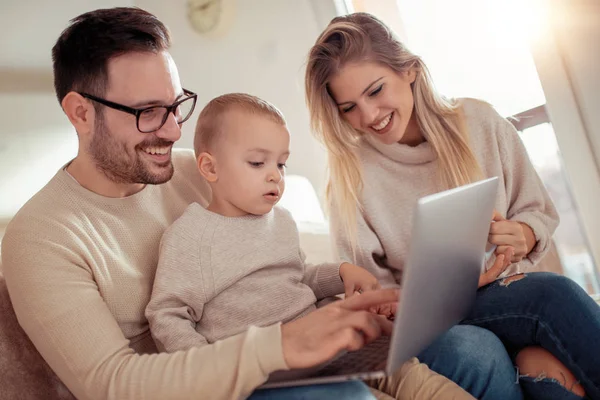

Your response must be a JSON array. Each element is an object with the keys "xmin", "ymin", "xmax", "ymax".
[{"xmin": 79, "ymin": 89, "xmax": 198, "ymax": 133}]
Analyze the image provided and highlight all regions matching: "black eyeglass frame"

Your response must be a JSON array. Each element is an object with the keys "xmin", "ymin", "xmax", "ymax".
[{"xmin": 79, "ymin": 88, "xmax": 198, "ymax": 133}]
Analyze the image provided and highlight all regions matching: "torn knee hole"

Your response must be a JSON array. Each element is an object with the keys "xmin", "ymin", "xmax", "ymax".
[
  {"xmin": 516, "ymin": 368, "xmax": 587, "ymax": 397},
  {"xmin": 519, "ymin": 372, "xmax": 585, "ymax": 396},
  {"xmin": 500, "ymin": 273, "xmax": 526, "ymax": 287},
  {"xmin": 517, "ymin": 370, "xmax": 562, "ymax": 386},
  {"xmin": 532, "ymin": 371, "xmax": 562, "ymax": 385}
]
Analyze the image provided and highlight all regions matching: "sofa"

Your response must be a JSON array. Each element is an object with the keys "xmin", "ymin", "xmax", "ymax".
[{"xmin": 0, "ymin": 264, "xmax": 75, "ymax": 399}]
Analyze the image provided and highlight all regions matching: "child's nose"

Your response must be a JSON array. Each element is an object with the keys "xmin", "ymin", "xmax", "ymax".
[{"xmin": 268, "ymin": 168, "xmax": 282, "ymax": 182}]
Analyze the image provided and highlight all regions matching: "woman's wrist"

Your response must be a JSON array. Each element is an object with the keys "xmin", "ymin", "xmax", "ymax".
[{"xmin": 518, "ymin": 222, "xmax": 537, "ymax": 255}]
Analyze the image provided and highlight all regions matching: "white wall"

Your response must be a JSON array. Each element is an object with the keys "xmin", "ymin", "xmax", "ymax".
[
  {"xmin": 0, "ymin": 0, "xmax": 132, "ymax": 69},
  {"xmin": 0, "ymin": 0, "xmax": 131, "ymax": 220},
  {"xmin": 530, "ymin": 0, "xmax": 600, "ymax": 267},
  {"xmin": 556, "ymin": 0, "xmax": 600, "ymax": 168},
  {"xmin": 553, "ymin": 0, "xmax": 600, "ymax": 268},
  {"xmin": 0, "ymin": 0, "xmax": 334, "ymax": 220},
  {"xmin": 139, "ymin": 0, "xmax": 329, "ymax": 197},
  {"xmin": 0, "ymin": 94, "xmax": 78, "ymax": 219}
]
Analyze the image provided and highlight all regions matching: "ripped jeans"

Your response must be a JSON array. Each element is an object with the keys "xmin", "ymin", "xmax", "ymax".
[{"xmin": 463, "ymin": 272, "xmax": 600, "ymax": 400}]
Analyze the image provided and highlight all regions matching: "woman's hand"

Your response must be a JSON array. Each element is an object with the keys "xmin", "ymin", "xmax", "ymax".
[
  {"xmin": 489, "ymin": 211, "xmax": 536, "ymax": 263},
  {"xmin": 479, "ymin": 244, "xmax": 516, "ymax": 287},
  {"xmin": 339, "ymin": 262, "xmax": 381, "ymax": 298}
]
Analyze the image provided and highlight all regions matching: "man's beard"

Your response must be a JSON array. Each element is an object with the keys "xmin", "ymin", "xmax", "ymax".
[{"xmin": 88, "ymin": 115, "xmax": 175, "ymax": 185}]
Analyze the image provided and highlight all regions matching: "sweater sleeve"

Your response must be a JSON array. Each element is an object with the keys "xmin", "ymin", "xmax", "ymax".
[
  {"xmin": 280, "ymin": 208, "xmax": 345, "ymax": 300},
  {"xmin": 1, "ymin": 222, "xmax": 288, "ymax": 400},
  {"xmin": 492, "ymin": 106, "xmax": 560, "ymax": 274},
  {"xmin": 299, "ymin": 249, "xmax": 345, "ymax": 300},
  {"xmin": 145, "ymin": 225, "xmax": 209, "ymax": 353},
  {"xmin": 329, "ymin": 201, "xmax": 398, "ymax": 287}
]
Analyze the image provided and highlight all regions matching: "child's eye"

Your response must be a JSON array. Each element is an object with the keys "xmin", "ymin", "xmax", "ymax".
[
  {"xmin": 277, "ymin": 163, "xmax": 287, "ymax": 169},
  {"xmin": 369, "ymin": 84, "xmax": 383, "ymax": 97},
  {"xmin": 248, "ymin": 162, "xmax": 264, "ymax": 167}
]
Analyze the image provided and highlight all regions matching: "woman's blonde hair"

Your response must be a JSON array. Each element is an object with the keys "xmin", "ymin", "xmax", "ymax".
[{"xmin": 305, "ymin": 13, "xmax": 482, "ymax": 248}]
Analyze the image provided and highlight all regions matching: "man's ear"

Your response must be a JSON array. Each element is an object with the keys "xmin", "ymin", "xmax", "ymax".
[
  {"xmin": 197, "ymin": 152, "xmax": 218, "ymax": 182},
  {"xmin": 62, "ymin": 91, "xmax": 94, "ymax": 137}
]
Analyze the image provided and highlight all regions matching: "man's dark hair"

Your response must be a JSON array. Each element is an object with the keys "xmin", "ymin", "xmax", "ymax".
[{"xmin": 52, "ymin": 7, "xmax": 171, "ymax": 105}]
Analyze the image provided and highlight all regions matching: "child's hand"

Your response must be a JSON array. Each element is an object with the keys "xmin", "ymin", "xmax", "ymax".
[
  {"xmin": 339, "ymin": 262, "xmax": 381, "ymax": 298},
  {"xmin": 369, "ymin": 301, "xmax": 397, "ymax": 321}
]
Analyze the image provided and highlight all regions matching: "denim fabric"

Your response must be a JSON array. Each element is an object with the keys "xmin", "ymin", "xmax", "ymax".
[
  {"xmin": 249, "ymin": 380, "xmax": 376, "ymax": 400},
  {"xmin": 464, "ymin": 272, "xmax": 600, "ymax": 399}
]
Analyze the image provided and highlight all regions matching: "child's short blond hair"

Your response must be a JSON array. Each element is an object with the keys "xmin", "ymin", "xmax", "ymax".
[{"xmin": 194, "ymin": 93, "xmax": 286, "ymax": 157}]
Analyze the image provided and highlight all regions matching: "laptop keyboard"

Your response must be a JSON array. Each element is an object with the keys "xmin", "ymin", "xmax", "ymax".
[{"xmin": 315, "ymin": 336, "xmax": 391, "ymax": 376}]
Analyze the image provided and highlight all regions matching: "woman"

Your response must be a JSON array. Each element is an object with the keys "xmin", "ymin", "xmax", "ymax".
[{"xmin": 305, "ymin": 12, "xmax": 600, "ymax": 400}]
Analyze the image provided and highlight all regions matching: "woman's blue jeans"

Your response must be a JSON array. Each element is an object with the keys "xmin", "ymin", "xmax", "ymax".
[
  {"xmin": 248, "ymin": 381, "xmax": 376, "ymax": 400},
  {"xmin": 251, "ymin": 273, "xmax": 600, "ymax": 400},
  {"xmin": 459, "ymin": 272, "xmax": 600, "ymax": 399}
]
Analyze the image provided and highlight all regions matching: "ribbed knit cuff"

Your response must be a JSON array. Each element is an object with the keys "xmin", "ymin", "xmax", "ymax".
[{"xmin": 315, "ymin": 263, "xmax": 345, "ymax": 298}]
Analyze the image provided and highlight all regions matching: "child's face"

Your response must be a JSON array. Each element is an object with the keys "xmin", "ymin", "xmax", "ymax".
[{"xmin": 211, "ymin": 109, "xmax": 290, "ymax": 216}]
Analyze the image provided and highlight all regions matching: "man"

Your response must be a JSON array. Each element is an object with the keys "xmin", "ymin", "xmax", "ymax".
[{"xmin": 1, "ymin": 7, "xmax": 395, "ymax": 400}]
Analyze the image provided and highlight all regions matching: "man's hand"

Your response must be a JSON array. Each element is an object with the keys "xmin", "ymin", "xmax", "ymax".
[
  {"xmin": 281, "ymin": 288, "xmax": 399, "ymax": 369},
  {"xmin": 339, "ymin": 262, "xmax": 381, "ymax": 298}
]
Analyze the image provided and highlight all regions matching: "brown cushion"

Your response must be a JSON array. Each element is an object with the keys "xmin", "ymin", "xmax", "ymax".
[{"xmin": 0, "ymin": 272, "xmax": 75, "ymax": 399}]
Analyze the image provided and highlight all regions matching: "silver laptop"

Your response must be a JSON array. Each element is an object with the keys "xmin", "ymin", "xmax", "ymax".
[{"xmin": 260, "ymin": 176, "xmax": 499, "ymax": 389}]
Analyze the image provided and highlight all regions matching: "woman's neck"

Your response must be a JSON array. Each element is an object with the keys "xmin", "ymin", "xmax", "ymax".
[{"xmin": 399, "ymin": 112, "xmax": 425, "ymax": 147}]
